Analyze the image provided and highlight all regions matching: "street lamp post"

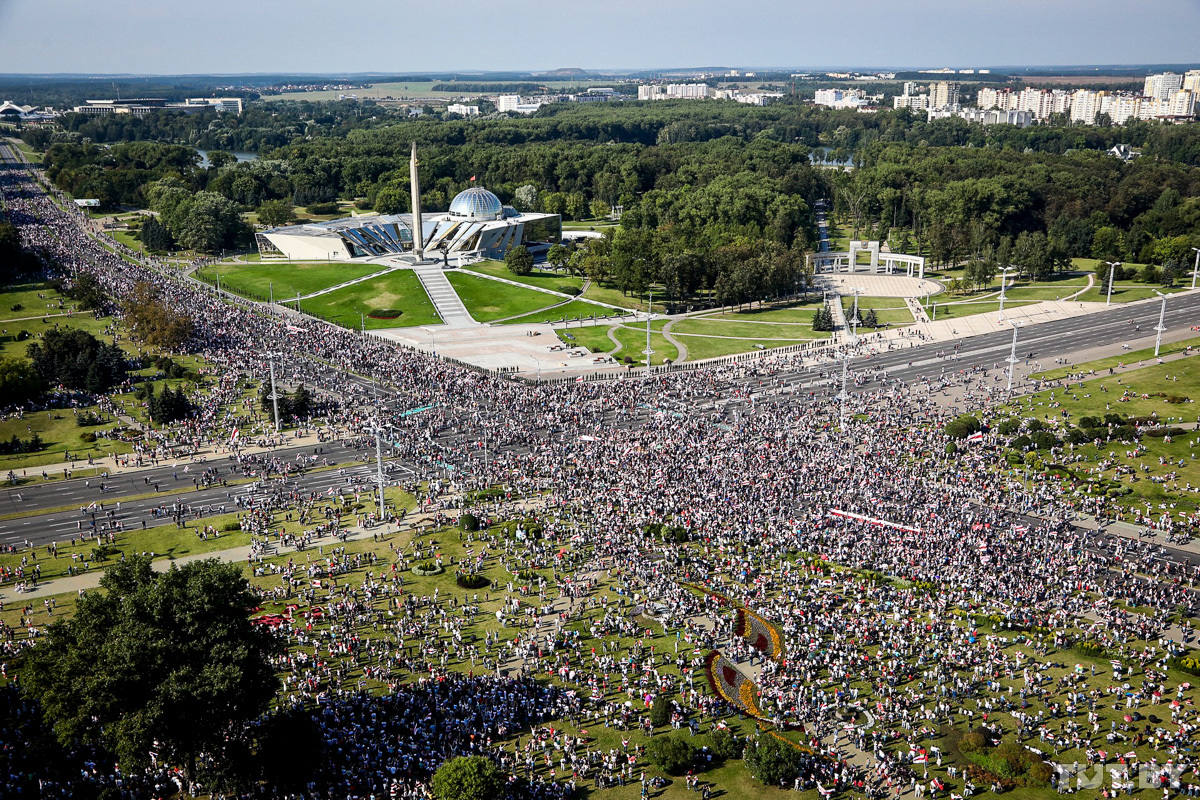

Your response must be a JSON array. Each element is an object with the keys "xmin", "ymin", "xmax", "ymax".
[
  {"xmin": 1006, "ymin": 320, "xmax": 1024, "ymax": 392},
  {"xmin": 850, "ymin": 287, "xmax": 865, "ymax": 341},
  {"xmin": 1153, "ymin": 289, "xmax": 1168, "ymax": 357},
  {"xmin": 266, "ymin": 353, "xmax": 282, "ymax": 434},
  {"xmin": 1192, "ymin": 248, "xmax": 1200, "ymax": 290},
  {"xmin": 837, "ymin": 355, "xmax": 850, "ymax": 431},
  {"xmin": 1104, "ymin": 261, "xmax": 1121, "ymax": 307},
  {"xmin": 643, "ymin": 287, "xmax": 654, "ymax": 375},
  {"xmin": 997, "ymin": 267, "xmax": 1014, "ymax": 321}
]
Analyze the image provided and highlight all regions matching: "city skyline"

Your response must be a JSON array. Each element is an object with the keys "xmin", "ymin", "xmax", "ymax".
[{"xmin": 1, "ymin": 0, "xmax": 1198, "ymax": 75}]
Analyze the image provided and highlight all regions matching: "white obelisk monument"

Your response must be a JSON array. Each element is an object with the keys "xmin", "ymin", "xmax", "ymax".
[{"xmin": 410, "ymin": 141, "xmax": 424, "ymax": 260}]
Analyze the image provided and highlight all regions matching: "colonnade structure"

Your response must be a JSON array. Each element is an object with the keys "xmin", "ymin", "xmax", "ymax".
[{"xmin": 807, "ymin": 240, "xmax": 926, "ymax": 279}]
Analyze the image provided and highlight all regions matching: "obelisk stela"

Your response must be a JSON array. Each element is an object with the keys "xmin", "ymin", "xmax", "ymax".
[{"xmin": 410, "ymin": 141, "xmax": 424, "ymax": 260}]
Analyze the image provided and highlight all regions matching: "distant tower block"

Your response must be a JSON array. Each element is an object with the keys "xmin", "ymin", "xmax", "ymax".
[{"xmin": 410, "ymin": 141, "xmax": 424, "ymax": 259}]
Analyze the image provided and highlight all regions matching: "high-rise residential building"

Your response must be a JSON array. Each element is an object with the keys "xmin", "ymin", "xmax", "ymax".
[
  {"xmin": 1144, "ymin": 72, "xmax": 1183, "ymax": 100},
  {"xmin": 1166, "ymin": 90, "xmax": 1197, "ymax": 117},
  {"xmin": 1183, "ymin": 70, "xmax": 1200, "ymax": 93},
  {"xmin": 929, "ymin": 81, "xmax": 960, "ymax": 109},
  {"xmin": 893, "ymin": 94, "xmax": 929, "ymax": 110}
]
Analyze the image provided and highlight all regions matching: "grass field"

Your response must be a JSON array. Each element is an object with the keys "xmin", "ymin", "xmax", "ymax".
[
  {"xmin": 500, "ymin": 300, "xmax": 629, "ymax": 325},
  {"xmin": 1073, "ymin": 283, "xmax": 1189, "ymax": 304},
  {"xmin": 301, "ymin": 270, "xmax": 441, "ymax": 328},
  {"xmin": 997, "ymin": 355, "xmax": 1200, "ymax": 515},
  {"xmin": 928, "ymin": 300, "xmax": 1035, "ymax": 320},
  {"xmin": 446, "ymin": 271, "xmax": 562, "ymax": 322},
  {"xmin": 840, "ymin": 296, "xmax": 915, "ymax": 326},
  {"xmin": 460, "ymin": 261, "xmax": 583, "ymax": 294},
  {"xmin": 196, "ymin": 262, "xmax": 385, "ymax": 301},
  {"xmin": 702, "ymin": 300, "xmax": 825, "ymax": 324}
]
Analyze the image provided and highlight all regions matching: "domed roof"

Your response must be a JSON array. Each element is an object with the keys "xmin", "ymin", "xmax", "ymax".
[{"xmin": 448, "ymin": 187, "xmax": 504, "ymax": 221}]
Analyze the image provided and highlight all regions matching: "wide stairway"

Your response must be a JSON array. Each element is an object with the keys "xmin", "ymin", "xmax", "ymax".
[{"xmin": 412, "ymin": 265, "xmax": 475, "ymax": 327}]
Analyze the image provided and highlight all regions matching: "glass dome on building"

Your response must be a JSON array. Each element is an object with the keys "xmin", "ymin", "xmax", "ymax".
[{"xmin": 448, "ymin": 187, "xmax": 504, "ymax": 221}]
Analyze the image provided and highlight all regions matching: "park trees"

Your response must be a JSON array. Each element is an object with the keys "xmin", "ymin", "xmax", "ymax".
[
  {"xmin": 122, "ymin": 281, "xmax": 194, "ymax": 350},
  {"xmin": 139, "ymin": 215, "xmax": 175, "ymax": 252},
  {"xmin": 20, "ymin": 556, "xmax": 281, "ymax": 783},
  {"xmin": 26, "ymin": 327, "xmax": 126, "ymax": 393},
  {"xmin": 147, "ymin": 179, "xmax": 247, "ymax": 254},
  {"xmin": 545, "ymin": 242, "xmax": 569, "ymax": 272},
  {"xmin": 744, "ymin": 734, "xmax": 802, "ymax": 787},
  {"xmin": 504, "ymin": 244, "xmax": 534, "ymax": 276}
]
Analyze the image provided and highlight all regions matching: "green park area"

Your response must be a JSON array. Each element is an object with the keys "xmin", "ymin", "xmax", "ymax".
[
  {"xmin": 301, "ymin": 270, "xmax": 441, "ymax": 328},
  {"xmin": 195, "ymin": 261, "xmax": 385, "ymax": 302},
  {"xmin": 992, "ymin": 351, "xmax": 1200, "ymax": 517},
  {"xmin": 446, "ymin": 270, "xmax": 566, "ymax": 322},
  {"xmin": 460, "ymin": 260, "xmax": 584, "ymax": 294}
]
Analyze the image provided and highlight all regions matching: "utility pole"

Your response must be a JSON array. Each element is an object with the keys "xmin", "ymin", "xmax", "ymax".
[
  {"xmin": 1105, "ymin": 261, "xmax": 1121, "ymax": 307},
  {"xmin": 295, "ymin": 291, "xmax": 301, "ymax": 314},
  {"xmin": 269, "ymin": 281, "xmax": 273, "ymax": 304},
  {"xmin": 374, "ymin": 426, "xmax": 386, "ymax": 521},
  {"xmin": 1006, "ymin": 320, "xmax": 1023, "ymax": 392},
  {"xmin": 997, "ymin": 267, "xmax": 1014, "ymax": 321},
  {"xmin": 643, "ymin": 287, "xmax": 654, "ymax": 375},
  {"xmin": 1192, "ymin": 248, "xmax": 1200, "ymax": 290},
  {"xmin": 1153, "ymin": 289, "xmax": 1168, "ymax": 357},
  {"xmin": 266, "ymin": 353, "xmax": 281, "ymax": 434},
  {"xmin": 838, "ymin": 354, "xmax": 850, "ymax": 431}
]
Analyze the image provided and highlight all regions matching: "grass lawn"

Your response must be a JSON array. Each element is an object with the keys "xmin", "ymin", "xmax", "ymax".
[
  {"xmin": 461, "ymin": 261, "xmax": 583, "ymax": 294},
  {"xmin": 445, "ymin": 271, "xmax": 562, "ymax": 322},
  {"xmin": 1073, "ymin": 284, "xmax": 1189, "ymax": 304},
  {"xmin": 673, "ymin": 335, "xmax": 803, "ymax": 362},
  {"xmin": 196, "ymin": 262, "xmax": 385, "ymax": 301},
  {"xmin": 0, "ymin": 281, "xmax": 83, "ymax": 322},
  {"xmin": 840, "ymin": 296, "xmax": 915, "ymax": 326},
  {"xmin": 298, "ymin": 270, "xmax": 440, "ymax": 329},
  {"xmin": 997, "ymin": 356, "xmax": 1200, "ymax": 514},
  {"xmin": 500, "ymin": 300, "xmax": 630, "ymax": 326},
  {"xmin": 668, "ymin": 318, "xmax": 829, "ymax": 341},
  {"xmin": 702, "ymin": 300, "xmax": 825, "ymax": 324},
  {"xmin": 580, "ymin": 282, "xmax": 652, "ymax": 312},
  {"xmin": 555, "ymin": 324, "xmax": 617, "ymax": 353},
  {"xmin": 0, "ymin": 407, "xmax": 132, "ymax": 473},
  {"xmin": 610, "ymin": 326, "xmax": 679, "ymax": 364},
  {"xmin": 928, "ymin": 300, "xmax": 1035, "ymax": 320}
]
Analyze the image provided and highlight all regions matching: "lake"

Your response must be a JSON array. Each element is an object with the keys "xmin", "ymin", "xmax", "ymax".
[{"xmin": 196, "ymin": 150, "xmax": 259, "ymax": 169}]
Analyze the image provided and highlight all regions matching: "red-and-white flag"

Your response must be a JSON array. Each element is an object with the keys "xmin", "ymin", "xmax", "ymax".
[
  {"xmin": 469, "ymin": 175, "xmax": 476, "ymax": 182},
  {"xmin": 576, "ymin": 375, "xmax": 584, "ymax": 382},
  {"xmin": 230, "ymin": 427, "xmax": 239, "ymax": 443}
]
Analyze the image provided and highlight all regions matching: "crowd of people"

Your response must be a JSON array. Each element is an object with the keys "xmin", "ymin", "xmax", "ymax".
[{"xmin": 2, "ymin": 147, "xmax": 1200, "ymax": 800}]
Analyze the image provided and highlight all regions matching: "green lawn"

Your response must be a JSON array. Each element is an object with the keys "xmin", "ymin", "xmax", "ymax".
[
  {"xmin": 0, "ymin": 281, "xmax": 83, "ymax": 322},
  {"xmin": 610, "ymin": 326, "xmax": 679, "ymax": 364},
  {"xmin": 702, "ymin": 300, "xmax": 825, "ymax": 324},
  {"xmin": 928, "ymin": 300, "xmax": 1035, "ymax": 320},
  {"xmin": 445, "ymin": 271, "xmax": 562, "ymax": 322},
  {"xmin": 555, "ymin": 324, "xmax": 617, "ymax": 353},
  {"xmin": 196, "ymin": 262, "xmax": 386, "ymax": 302},
  {"xmin": 1073, "ymin": 284, "xmax": 1189, "ymax": 304},
  {"xmin": 461, "ymin": 261, "xmax": 583, "ymax": 294},
  {"xmin": 580, "ymin": 282, "xmax": 653, "ymax": 312},
  {"xmin": 500, "ymin": 300, "xmax": 630, "ymax": 325},
  {"xmin": 301, "ymin": 270, "xmax": 441, "ymax": 328},
  {"xmin": 840, "ymin": 296, "xmax": 915, "ymax": 326},
  {"xmin": 668, "ymin": 318, "xmax": 829, "ymax": 341},
  {"xmin": 999, "ymin": 355, "xmax": 1200, "ymax": 514},
  {"xmin": 1032, "ymin": 337, "xmax": 1200, "ymax": 381},
  {"xmin": 0, "ymin": 407, "xmax": 132, "ymax": 473}
]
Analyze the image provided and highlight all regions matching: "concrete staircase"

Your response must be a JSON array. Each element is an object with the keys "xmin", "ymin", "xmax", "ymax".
[{"xmin": 412, "ymin": 265, "xmax": 475, "ymax": 328}]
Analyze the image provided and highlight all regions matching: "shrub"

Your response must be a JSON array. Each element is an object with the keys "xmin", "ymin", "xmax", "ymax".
[
  {"xmin": 431, "ymin": 756, "xmax": 502, "ymax": 800},
  {"xmin": 744, "ymin": 735, "xmax": 802, "ymax": 787},
  {"xmin": 1011, "ymin": 435, "xmax": 1032, "ymax": 451},
  {"xmin": 460, "ymin": 513, "xmax": 479, "ymax": 532},
  {"xmin": 1029, "ymin": 430, "xmax": 1060, "ymax": 451},
  {"xmin": 79, "ymin": 432, "xmax": 97, "ymax": 443},
  {"xmin": 945, "ymin": 441, "xmax": 958, "ymax": 455},
  {"xmin": 1072, "ymin": 641, "xmax": 1106, "ymax": 658},
  {"xmin": 412, "ymin": 562, "xmax": 443, "ymax": 576},
  {"xmin": 994, "ymin": 739, "xmax": 1031, "ymax": 777},
  {"xmin": 944, "ymin": 414, "xmax": 981, "ymax": 440},
  {"xmin": 649, "ymin": 694, "xmax": 671, "ymax": 727},
  {"xmin": 306, "ymin": 202, "xmax": 339, "ymax": 216},
  {"xmin": 707, "ymin": 728, "xmax": 743, "ymax": 761},
  {"xmin": 456, "ymin": 573, "xmax": 489, "ymax": 590},
  {"xmin": 645, "ymin": 735, "xmax": 696, "ymax": 776},
  {"xmin": 960, "ymin": 732, "xmax": 986, "ymax": 753},
  {"xmin": 995, "ymin": 418, "xmax": 1019, "ymax": 435}
]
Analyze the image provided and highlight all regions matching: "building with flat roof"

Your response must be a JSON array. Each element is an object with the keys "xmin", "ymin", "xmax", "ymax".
[{"xmin": 257, "ymin": 187, "xmax": 561, "ymax": 262}]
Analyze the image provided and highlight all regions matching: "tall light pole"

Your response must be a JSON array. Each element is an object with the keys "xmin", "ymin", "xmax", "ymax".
[
  {"xmin": 997, "ymin": 267, "xmax": 1014, "ymax": 321},
  {"xmin": 266, "ymin": 353, "xmax": 281, "ymax": 434},
  {"xmin": 850, "ymin": 287, "xmax": 865, "ymax": 341},
  {"xmin": 1191, "ymin": 248, "xmax": 1200, "ymax": 290},
  {"xmin": 1006, "ymin": 320, "xmax": 1024, "ymax": 392},
  {"xmin": 643, "ymin": 287, "xmax": 654, "ymax": 374},
  {"xmin": 1104, "ymin": 261, "xmax": 1121, "ymax": 307},
  {"xmin": 837, "ymin": 354, "xmax": 850, "ymax": 431},
  {"xmin": 1153, "ymin": 289, "xmax": 1168, "ymax": 357}
]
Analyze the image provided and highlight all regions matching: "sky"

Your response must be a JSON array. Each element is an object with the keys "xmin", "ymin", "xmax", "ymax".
[{"xmin": 0, "ymin": 0, "xmax": 1198, "ymax": 75}]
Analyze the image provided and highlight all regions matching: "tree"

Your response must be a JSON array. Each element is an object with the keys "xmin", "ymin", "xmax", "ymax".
[
  {"xmin": 505, "ymin": 245, "xmax": 534, "ymax": 276},
  {"xmin": 256, "ymin": 198, "xmax": 295, "ymax": 228},
  {"xmin": 430, "ymin": 756, "xmax": 503, "ymax": 800},
  {"xmin": 146, "ymin": 384, "xmax": 195, "ymax": 424},
  {"xmin": 26, "ymin": 327, "xmax": 126, "ymax": 393},
  {"xmin": 68, "ymin": 272, "xmax": 106, "ymax": 312},
  {"xmin": 546, "ymin": 243, "xmax": 569, "ymax": 272},
  {"xmin": 289, "ymin": 384, "xmax": 313, "ymax": 419},
  {"xmin": 0, "ymin": 355, "xmax": 42, "ymax": 405},
  {"xmin": 646, "ymin": 735, "xmax": 696, "ymax": 776},
  {"xmin": 744, "ymin": 734, "xmax": 802, "ymax": 787},
  {"xmin": 139, "ymin": 216, "xmax": 175, "ymax": 252},
  {"xmin": 21, "ymin": 556, "xmax": 281, "ymax": 782},
  {"xmin": 122, "ymin": 281, "xmax": 194, "ymax": 350},
  {"xmin": 513, "ymin": 184, "xmax": 538, "ymax": 212}
]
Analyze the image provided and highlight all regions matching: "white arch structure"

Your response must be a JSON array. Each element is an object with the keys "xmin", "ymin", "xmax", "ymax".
[{"xmin": 807, "ymin": 240, "xmax": 926, "ymax": 279}]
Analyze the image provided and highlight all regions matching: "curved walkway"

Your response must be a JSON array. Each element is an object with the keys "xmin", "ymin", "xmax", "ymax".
[{"xmin": 660, "ymin": 319, "xmax": 688, "ymax": 363}]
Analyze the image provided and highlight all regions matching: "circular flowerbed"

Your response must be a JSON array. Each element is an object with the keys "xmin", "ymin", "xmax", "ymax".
[
  {"xmin": 411, "ymin": 561, "xmax": 443, "ymax": 576},
  {"xmin": 456, "ymin": 572, "xmax": 489, "ymax": 590},
  {"xmin": 367, "ymin": 309, "xmax": 402, "ymax": 320}
]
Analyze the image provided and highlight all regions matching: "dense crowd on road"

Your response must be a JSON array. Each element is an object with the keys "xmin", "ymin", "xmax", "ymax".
[{"xmin": 4, "ymin": 150, "xmax": 1200, "ymax": 800}]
